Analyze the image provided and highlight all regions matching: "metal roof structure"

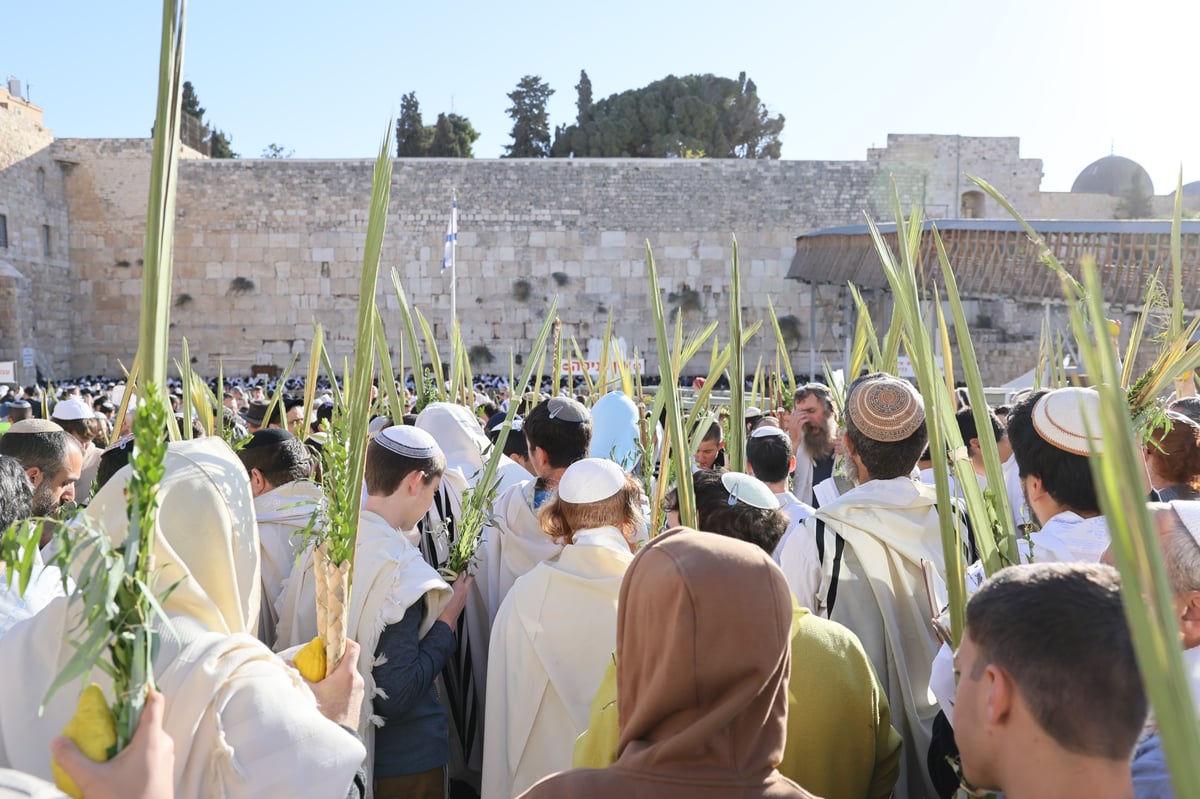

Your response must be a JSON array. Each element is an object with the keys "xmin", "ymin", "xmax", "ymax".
[{"xmin": 787, "ymin": 219, "xmax": 1200, "ymax": 306}]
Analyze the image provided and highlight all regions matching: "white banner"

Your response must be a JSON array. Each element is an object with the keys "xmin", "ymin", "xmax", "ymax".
[{"xmin": 0, "ymin": 362, "xmax": 13, "ymax": 383}]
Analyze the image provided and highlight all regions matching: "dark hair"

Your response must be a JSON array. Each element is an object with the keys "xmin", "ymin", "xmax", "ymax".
[
  {"xmin": 521, "ymin": 399, "xmax": 591, "ymax": 469},
  {"xmin": 955, "ymin": 407, "xmax": 1003, "ymax": 446},
  {"xmin": 664, "ymin": 469, "xmax": 788, "ymax": 555},
  {"xmin": 0, "ymin": 429, "xmax": 73, "ymax": 479},
  {"xmin": 7, "ymin": 405, "xmax": 31, "ymax": 422},
  {"xmin": 56, "ymin": 417, "xmax": 100, "ymax": 442},
  {"xmin": 237, "ymin": 435, "xmax": 314, "ymax": 488},
  {"xmin": 699, "ymin": 420, "xmax": 723, "ymax": 444},
  {"xmin": 1006, "ymin": 389, "xmax": 1099, "ymax": 514},
  {"xmin": 793, "ymin": 383, "xmax": 834, "ymax": 412},
  {"xmin": 95, "ymin": 439, "xmax": 132, "ymax": 494},
  {"xmin": 1145, "ymin": 414, "xmax": 1200, "ymax": 490},
  {"xmin": 1168, "ymin": 396, "xmax": 1200, "ymax": 425},
  {"xmin": 0, "ymin": 454, "xmax": 33, "ymax": 529},
  {"xmin": 502, "ymin": 427, "xmax": 529, "ymax": 460},
  {"xmin": 965, "ymin": 562, "xmax": 1146, "ymax": 759},
  {"xmin": 843, "ymin": 373, "xmax": 927, "ymax": 480},
  {"xmin": 363, "ymin": 438, "xmax": 445, "ymax": 496},
  {"xmin": 746, "ymin": 432, "xmax": 793, "ymax": 483}
]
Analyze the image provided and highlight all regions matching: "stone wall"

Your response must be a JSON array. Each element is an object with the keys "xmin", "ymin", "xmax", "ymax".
[
  {"xmin": 56, "ymin": 138, "xmax": 1049, "ymax": 382},
  {"xmin": 0, "ymin": 85, "xmax": 71, "ymax": 385}
]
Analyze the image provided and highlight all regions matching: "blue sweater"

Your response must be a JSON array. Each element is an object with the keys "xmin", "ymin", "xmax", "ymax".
[{"xmin": 372, "ymin": 596, "xmax": 458, "ymax": 778}]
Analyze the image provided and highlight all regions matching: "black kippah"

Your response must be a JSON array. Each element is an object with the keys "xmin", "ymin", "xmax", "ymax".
[{"xmin": 242, "ymin": 428, "xmax": 295, "ymax": 449}]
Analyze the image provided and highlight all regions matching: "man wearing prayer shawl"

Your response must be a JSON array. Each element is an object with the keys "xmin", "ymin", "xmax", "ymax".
[
  {"xmin": 779, "ymin": 373, "xmax": 944, "ymax": 799},
  {"xmin": 0, "ymin": 437, "xmax": 367, "ymax": 799},
  {"xmin": 481, "ymin": 458, "xmax": 641, "ymax": 799},
  {"xmin": 474, "ymin": 397, "xmax": 591, "ymax": 624},
  {"xmin": 519, "ymin": 527, "xmax": 817, "ymax": 799}
]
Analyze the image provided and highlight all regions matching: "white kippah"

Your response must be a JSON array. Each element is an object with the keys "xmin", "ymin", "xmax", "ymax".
[
  {"xmin": 1031, "ymin": 387, "xmax": 1103, "ymax": 456},
  {"xmin": 722, "ymin": 472, "xmax": 780, "ymax": 510},
  {"xmin": 376, "ymin": 425, "xmax": 440, "ymax": 458},
  {"xmin": 6, "ymin": 419, "xmax": 64, "ymax": 435},
  {"xmin": 559, "ymin": 458, "xmax": 626, "ymax": 504},
  {"xmin": 749, "ymin": 425, "xmax": 789, "ymax": 440},
  {"xmin": 51, "ymin": 397, "xmax": 93, "ymax": 421}
]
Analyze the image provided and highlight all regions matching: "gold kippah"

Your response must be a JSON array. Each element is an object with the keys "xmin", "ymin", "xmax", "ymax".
[{"xmin": 848, "ymin": 376, "xmax": 925, "ymax": 442}]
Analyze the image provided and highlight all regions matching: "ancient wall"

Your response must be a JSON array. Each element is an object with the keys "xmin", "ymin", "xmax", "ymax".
[
  {"xmin": 55, "ymin": 136, "xmax": 1049, "ymax": 382},
  {"xmin": 0, "ymin": 85, "xmax": 72, "ymax": 385}
]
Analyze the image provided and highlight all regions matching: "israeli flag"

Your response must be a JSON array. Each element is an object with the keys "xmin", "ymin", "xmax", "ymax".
[{"xmin": 441, "ymin": 196, "xmax": 457, "ymax": 272}]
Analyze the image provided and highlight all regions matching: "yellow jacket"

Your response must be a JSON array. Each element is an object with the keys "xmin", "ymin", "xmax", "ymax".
[{"xmin": 573, "ymin": 597, "xmax": 902, "ymax": 799}]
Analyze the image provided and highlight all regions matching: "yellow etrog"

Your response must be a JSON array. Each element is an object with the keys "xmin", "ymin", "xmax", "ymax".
[
  {"xmin": 51, "ymin": 683, "xmax": 117, "ymax": 799},
  {"xmin": 295, "ymin": 636, "xmax": 327, "ymax": 682}
]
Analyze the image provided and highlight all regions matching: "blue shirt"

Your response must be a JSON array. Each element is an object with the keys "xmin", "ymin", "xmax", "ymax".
[{"xmin": 372, "ymin": 596, "xmax": 458, "ymax": 778}]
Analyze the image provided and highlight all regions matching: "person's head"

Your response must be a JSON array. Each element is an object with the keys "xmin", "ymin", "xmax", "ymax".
[
  {"xmin": 842, "ymin": 373, "xmax": 927, "ymax": 481},
  {"xmin": 1006, "ymin": 387, "xmax": 1102, "ymax": 524},
  {"xmin": 664, "ymin": 469, "xmax": 788, "ymax": 555},
  {"xmin": 693, "ymin": 421, "xmax": 724, "ymax": 470},
  {"xmin": 6, "ymin": 400, "xmax": 31, "ymax": 424},
  {"xmin": 955, "ymin": 406, "xmax": 1004, "ymax": 470},
  {"xmin": 539, "ymin": 458, "xmax": 644, "ymax": 547},
  {"xmin": 1153, "ymin": 501, "xmax": 1200, "ymax": 649},
  {"xmin": 0, "ymin": 454, "xmax": 33, "ymax": 529},
  {"xmin": 236, "ymin": 429, "xmax": 314, "ymax": 497},
  {"xmin": 501, "ymin": 422, "xmax": 535, "ymax": 475},
  {"xmin": 363, "ymin": 426, "xmax": 446, "ymax": 529},
  {"xmin": 615, "ymin": 528, "xmax": 793, "ymax": 775},
  {"xmin": 95, "ymin": 436, "xmax": 134, "ymax": 494},
  {"xmin": 284, "ymin": 398, "xmax": 308, "ymax": 438},
  {"xmin": 0, "ymin": 420, "xmax": 83, "ymax": 517},
  {"xmin": 793, "ymin": 383, "xmax": 837, "ymax": 460},
  {"xmin": 745, "ymin": 426, "xmax": 794, "ymax": 486},
  {"xmin": 521, "ymin": 397, "xmax": 592, "ymax": 477},
  {"xmin": 1168, "ymin": 396, "xmax": 1200, "ymax": 426},
  {"xmin": 954, "ymin": 562, "xmax": 1145, "ymax": 791},
  {"xmin": 1144, "ymin": 413, "xmax": 1200, "ymax": 492},
  {"xmin": 241, "ymin": 399, "xmax": 284, "ymax": 432}
]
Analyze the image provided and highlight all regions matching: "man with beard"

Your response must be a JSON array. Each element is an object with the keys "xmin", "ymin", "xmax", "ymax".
[
  {"xmin": 0, "ymin": 419, "xmax": 82, "ymax": 526},
  {"xmin": 786, "ymin": 383, "xmax": 837, "ymax": 506}
]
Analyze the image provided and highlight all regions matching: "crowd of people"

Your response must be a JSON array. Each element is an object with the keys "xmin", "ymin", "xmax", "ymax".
[{"xmin": 0, "ymin": 369, "xmax": 1196, "ymax": 799}]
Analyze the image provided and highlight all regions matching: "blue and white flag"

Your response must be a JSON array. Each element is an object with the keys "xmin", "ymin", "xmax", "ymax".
[{"xmin": 441, "ymin": 195, "xmax": 457, "ymax": 273}]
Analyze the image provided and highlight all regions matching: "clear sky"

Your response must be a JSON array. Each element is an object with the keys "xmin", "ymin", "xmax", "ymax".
[{"xmin": 3, "ymin": 0, "xmax": 1196, "ymax": 193}]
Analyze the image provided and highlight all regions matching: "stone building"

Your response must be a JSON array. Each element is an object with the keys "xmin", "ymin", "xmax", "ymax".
[{"xmin": 1, "ymin": 80, "xmax": 1196, "ymax": 387}]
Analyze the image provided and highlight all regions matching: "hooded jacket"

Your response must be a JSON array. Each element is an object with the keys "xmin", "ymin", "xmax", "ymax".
[{"xmin": 519, "ymin": 527, "xmax": 818, "ymax": 799}]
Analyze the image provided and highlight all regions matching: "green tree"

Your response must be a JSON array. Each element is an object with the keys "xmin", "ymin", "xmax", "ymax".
[
  {"xmin": 428, "ymin": 113, "xmax": 460, "ymax": 157},
  {"xmin": 575, "ymin": 70, "xmax": 593, "ymax": 123},
  {"xmin": 504, "ymin": 75, "xmax": 554, "ymax": 158},
  {"xmin": 396, "ymin": 92, "xmax": 430, "ymax": 157},
  {"xmin": 181, "ymin": 81, "xmax": 204, "ymax": 120},
  {"xmin": 175, "ymin": 81, "xmax": 237, "ymax": 158},
  {"xmin": 260, "ymin": 143, "xmax": 294, "ymax": 158},
  {"xmin": 1115, "ymin": 172, "xmax": 1153, "ymax": 219},
  {"xmin": 551, "ymin": 71, "xmax": 783, "ymax": 159},
  {"xmin": 209, "ymin": 129, "xmax": 236, "ymax": 159},
  {"xmin": 443, "ymin": 113, "xmax": 480, "ymax": 157}
]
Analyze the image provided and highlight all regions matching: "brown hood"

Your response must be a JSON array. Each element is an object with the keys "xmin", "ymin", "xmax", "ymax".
[{"xmin": 615, "ymin": 526, "xmax": 794, "ymax": 784}]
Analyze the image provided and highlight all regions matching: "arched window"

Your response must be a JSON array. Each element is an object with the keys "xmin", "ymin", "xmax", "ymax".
[{"xmin": 961, "ymin": 190, "xmax": 985, "ymax": 219}]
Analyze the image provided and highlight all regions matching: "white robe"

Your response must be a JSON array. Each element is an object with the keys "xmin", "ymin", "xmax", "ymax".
[
  {"xmin": 0, "ymin": 598, "xmax": 365, "ymax": 799},
  {"xmin": 475, "ymin": 480, "xmax": 563, "ymax": 626},
  {"xmin": 481, "ymin": 527, "xmax": 633, "ymax": 799},
  {"xmin": 254, "ymin": 479, "xmax": 324, "ymax": 609},
  {"xmin": 771, "ymin": 489, "xmax": 814, "ymax": 566},
  {"xmin": 813, "ymin": 477, "xmax": 946, "ymax": 799}
]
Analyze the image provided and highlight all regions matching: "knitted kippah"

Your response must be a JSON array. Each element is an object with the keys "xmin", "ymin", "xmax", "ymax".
[
  {"xmin": 847, "ymin": 376, "xmax": 924, "ymax": 442},
  {"xmin": 1031, "ymin": 387, "xmax": 1103, "ymax": 456}
]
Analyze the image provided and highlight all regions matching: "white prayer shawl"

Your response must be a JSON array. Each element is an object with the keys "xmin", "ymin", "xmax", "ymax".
[
  {"xmin": 0, "ymin": 597, "xmax": 365, "ymax": 799},
  {"xmin": 476, "ymin": 480, "xmax": 563, "ymax": 626},
  {"xmin": 771, "ymin": 490, "xmax": 815, "ymax": 565},
  {"xmin": 254, "ymin": 479, "xmax": 324, "ymax": 609},
  {"xmin": 1001, "ymin": 454, "xmax": 1032, "ymax": 528},
  {"xmin": 814, "ymin": 477, "xmax": 946, "ymax": 799},
  {"xmin": 481, "ymin": 526, "xmax": 633, "ymax": 799},
  {"xmin": 0, "ymin": 547, "xmax": 69, "ymax": 640},
  {"xmin": 347, "ymin": 510, "xmax": 452, "ymax": 784},
  {"xmin": 416, "ymin": 402, "xmax": 531, "ymax": 500},
  {"xmin": 75, "ymin": 440, "xmax": 102, "ymax": 503}
]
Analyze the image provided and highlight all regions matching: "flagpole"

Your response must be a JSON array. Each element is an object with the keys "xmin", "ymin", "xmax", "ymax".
[{"xmin": 442, "ymin": 191, "xmax": 458, "ymax": 349}]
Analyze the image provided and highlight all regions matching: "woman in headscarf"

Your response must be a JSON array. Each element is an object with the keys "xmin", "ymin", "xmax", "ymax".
[
  {"xmin": 520, "ymin": 527, "xmax": 817, "ymax": 799},
  {"xmin": 1145, "ymin": 411, "xmax": 1200, "ymax": 501},
  {"xmin": 481, "ymin": 458, "xmax": 642, "ymax": 799},
  {"xmin": 0, "ymin": 437, "xmax": 367, "ymax": 799}
]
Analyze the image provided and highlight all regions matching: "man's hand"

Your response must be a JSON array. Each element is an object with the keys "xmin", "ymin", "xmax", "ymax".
[
  {"xmin": 51, "ymin": 688, "xmax": 175, "ymax": 799},
  {"xmin": 306, "ymin": 639, "xmax": 365, "ymax": 731},
  {"xmin": 437, "ymin": 574, "xmax": 474, "ymax": 629}
]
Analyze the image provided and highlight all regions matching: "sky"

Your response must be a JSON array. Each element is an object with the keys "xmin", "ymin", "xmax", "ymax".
[{"xmin": 3, "ymin": 0, "xmax": 1197, "ymax": 193}]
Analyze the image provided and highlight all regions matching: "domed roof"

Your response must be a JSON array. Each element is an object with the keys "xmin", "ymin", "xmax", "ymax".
[
  {"xmin": 1071, "ymin": 155, "xmax": 1154, "ymax": 196},
  {"xmin": 1178, "ymin": 180, "xmax": 1200, "ymax": 197}
]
